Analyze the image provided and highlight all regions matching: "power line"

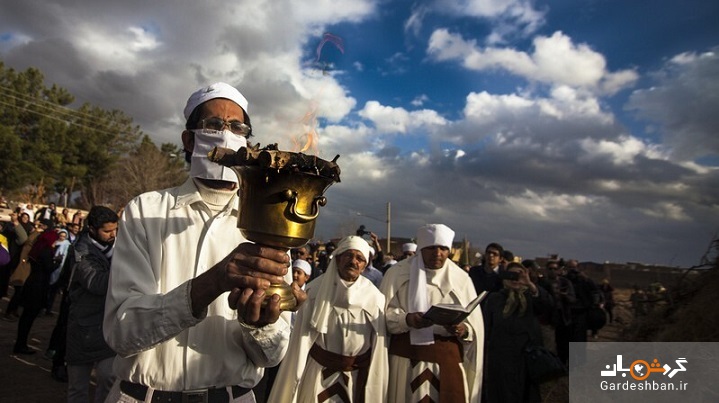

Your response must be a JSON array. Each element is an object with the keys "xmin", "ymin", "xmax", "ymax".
[
  {"xmin": 0, "ymin": 98, "xmax": 132, "ymax": 139},
  {"xmin": 0, "ymin": 83, "xmax": 101, "ymax": 122},
  {"xmin": 0, "ymin": 84, "xmax": 145, "ymax": 138},
  {"xmin": 0, "ymin": 83, "xmax": 169, "ymax": 144}
]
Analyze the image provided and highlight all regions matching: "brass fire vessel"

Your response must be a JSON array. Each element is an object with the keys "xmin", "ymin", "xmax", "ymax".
[{"xmin": 209, "ymin": 143, "xmax": 340, "ymax": 311}]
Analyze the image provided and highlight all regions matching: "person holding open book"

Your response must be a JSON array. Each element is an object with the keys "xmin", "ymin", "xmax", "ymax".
[{"xmin": 380, "ymin": 223, "xmax": 483, "ymax": 402}]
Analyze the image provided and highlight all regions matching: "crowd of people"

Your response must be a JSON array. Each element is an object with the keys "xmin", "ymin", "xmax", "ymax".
[
  {"xmin": 0, "ymin": 82, "xmax": 616, "ymax": 402},
  {"xmin": 279, "ymin": 233, "xmax": 613, "ymax": 402},
  {"xmin": 0, "ymin": 203, "xmax": 83, "ymax": 328},
  {"xmin": 0, "ymin": 201, "xmax": 121, "ymax": 402}
]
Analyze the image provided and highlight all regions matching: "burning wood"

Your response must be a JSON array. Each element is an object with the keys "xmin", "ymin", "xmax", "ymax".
[{"xmin": 208, "ymin": 143, "xmax": 341, "ymax": 182}]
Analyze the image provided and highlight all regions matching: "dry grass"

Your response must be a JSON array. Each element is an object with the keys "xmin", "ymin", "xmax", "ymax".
[
  {"xmin": 523, "ymin": 262, "xmax": 718, "ymax": 402},
  {"xmin": 626, "ymin": 262, "xmax": 719, "ymax": 342}
]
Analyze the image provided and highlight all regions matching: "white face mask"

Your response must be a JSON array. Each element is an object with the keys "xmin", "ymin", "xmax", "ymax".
[{"xmin": 189, "ymin": 129, "xmax": 247, "ymax": 183}]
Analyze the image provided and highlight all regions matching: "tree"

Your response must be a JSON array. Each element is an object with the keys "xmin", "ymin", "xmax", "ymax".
[
  {"xmin": 0, "ymin": 61, "xmax": 142, "ymax": 207},
  {"xmin": 72, "ymin": 105, "xmax": 141, "ymax": 207},
  {"xmin": 0, "ymin": 63, "xmax": 75, "ymax": 202},
  {"xmin": 100, "ymin": 136, "xmax": 188, "ymax": 209}
]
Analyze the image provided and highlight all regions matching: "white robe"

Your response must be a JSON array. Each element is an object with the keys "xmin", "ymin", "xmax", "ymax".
[
  {"xmin": 379, "ymin": 256, "xmax": 484, "ymax": 403},
  {"xmin": 269, "ymin": 271, "xmax": 389, "ymax": 403}
]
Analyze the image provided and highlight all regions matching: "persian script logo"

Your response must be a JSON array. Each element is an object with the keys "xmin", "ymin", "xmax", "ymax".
[{"xmin": 601, "ymin": 355, "xmax": 687, "ymax": 381}]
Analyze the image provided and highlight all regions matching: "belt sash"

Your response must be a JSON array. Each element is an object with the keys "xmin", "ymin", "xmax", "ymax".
[
  {"xmin": 308, "ymin": 343, "xmax": 372, "ymax": 403},
  {"xmin": 389, "ymin": 332, "xmax": 465, "ymax": 403}
]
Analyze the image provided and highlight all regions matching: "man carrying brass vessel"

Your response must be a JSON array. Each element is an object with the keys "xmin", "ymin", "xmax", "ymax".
[
  {"xmin": 380, "ymin": 224, "xmax": 484, "ymax": 402},
  {"xmin": 104, "ymin": 82, "xmax": 305, "ymax": 403},
  {"xmin": 269, "ymin": 235, "xmax": 388, "ymax": 403}
]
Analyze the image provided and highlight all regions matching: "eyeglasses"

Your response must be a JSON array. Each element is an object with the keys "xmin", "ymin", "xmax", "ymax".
[{"xmin": 200, "ymin": 117, "xmax": 251, "ymax": 136}]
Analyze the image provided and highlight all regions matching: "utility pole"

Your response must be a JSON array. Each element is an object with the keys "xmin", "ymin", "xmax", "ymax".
[{"xmin": 386, "ymin": 202, "xmax": 391, "ymax": 252}]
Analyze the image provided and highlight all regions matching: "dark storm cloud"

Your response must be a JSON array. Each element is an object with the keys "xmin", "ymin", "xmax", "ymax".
[{"xmin": 626, "ymin": 49, "xmax": 719, "ymax": 160}]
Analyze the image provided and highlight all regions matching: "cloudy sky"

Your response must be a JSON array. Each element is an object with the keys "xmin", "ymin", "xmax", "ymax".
[{"xmin": 1, "ymin": 0, "xmax": 718, "ymax": 267}]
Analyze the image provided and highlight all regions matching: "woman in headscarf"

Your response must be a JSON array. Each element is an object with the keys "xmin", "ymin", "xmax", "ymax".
[
  {"xmin": 483, "ymin": 262, "xmax": 552, "ymax": 402},
  {"xmin": 3, "ymin": 214, "xmax": 44, "ymax": 321},
  {"xmin": 13, "ymin": 228, "xmax": 59, "ymax": 354}
]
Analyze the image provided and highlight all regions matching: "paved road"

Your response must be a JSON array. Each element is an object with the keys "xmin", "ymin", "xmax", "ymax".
[{"xmin": 1, "ymin": 292, "xmax": 69, "ymax": 402}]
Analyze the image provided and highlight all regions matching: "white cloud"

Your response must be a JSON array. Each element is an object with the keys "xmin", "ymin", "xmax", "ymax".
[
  {"xmin": 463, "ymin": 91, "xmax": 533, "ymax": 123},
  {"xmin": 438, "ymin": 0, "xmax": 546, "ymax": 40},
  {"xmin": 578, "ymin": 135, "xmax": 664, "ymax": 165},
  {"xmin": 340, "ymin": 152, "xmax": 393, "ymax": 181},
  {"xmin": 290, "ymin": 0, "xmax": 375, "ymax": 24},
  {"xmin": 502, "ymin": 190, "xmax": 597, "ymax": 219},
  {"xmin": 404, "ymin": 5, "xmax": 427, "ymax": 37},
  {"xmin": 428, "ymin": 30, "xmax": 638, "ymax": 94},
  {"xmin": 639, "ymin": 202, "xmax": 690, "ymax": 221},
  {"xmin": 461, "ymin": 86, "xmax": 613, "ymax": 133},
  {"xmin": 127, "ymin": 26, "xmax": 160, "ymax": 51},
  {"xmin": 316, "ymin": 123, "xmax": 375, "ymax": 157},
  {"xmin": 358, "ymin": 101, "xmax": 448, "ymax": 134},
  {"xmin": 69, "ymin": 24, "xmax": 163, "ymax": 75},
  {"xmin": 404, "ymin": 0, "xmax": 545, "ymax": 43},
  {"xmin": 411, "ymin": 94, "xmax": 430, "ymax": 107}
]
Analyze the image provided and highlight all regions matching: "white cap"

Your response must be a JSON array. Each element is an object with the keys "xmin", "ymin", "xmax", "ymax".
[
  {"xmin": 416, "ymin": 224, "xmax": 455, "ymax": 250},
  {"xmin": 402, "ymin": 242, "xmax": 417, "ymax": 253},
  {"xmin": 292, "ymin": 259, "xmax": 312, "ymax": 276},
  {"xmin": 183, "ymin": 82, "xmax": 249, "ymax": 120},
  {"xmin": 333, "ymin": 235, "xmax": 372, "ymax": 263}
]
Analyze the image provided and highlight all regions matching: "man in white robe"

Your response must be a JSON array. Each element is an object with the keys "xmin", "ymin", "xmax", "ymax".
[
  {"xmin": 380, "ymin": 224, "xmax": 484, "ymax": 403},
  {"xmin": 269, "ymin": 236, "xmax": 388, "ymax": 403}
]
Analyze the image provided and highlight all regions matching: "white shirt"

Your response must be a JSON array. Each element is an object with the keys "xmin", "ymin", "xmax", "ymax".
[{"xmin": 103, "ymin": 178, "xmax": 290, "ymax": 390}]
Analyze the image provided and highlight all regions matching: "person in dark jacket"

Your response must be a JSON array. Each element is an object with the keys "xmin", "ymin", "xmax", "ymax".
[
  {"xmin": 599, "ymin": 278, "xmax": 615, "ymax": 324},
  {"xmin": 564, "ymin": 259, "xmax": 600, "ymax": 368},
  {"xmin": 65, "ymin": 206, "xmax": 118, "ymax": 403},
  {"xmin": 469, "ymin": 242, "xmax": 505, "ymax": 302},
  {"xmin": 483, "ymin": 262, "xmax": 552, "ymax": 402},
  {"xmin": 12, "ymin": 224, "xmax": 58, "ymax": 354},
  {"xmin": 3, "ymin": 213, "xmax": 42, "ymax": 321}
]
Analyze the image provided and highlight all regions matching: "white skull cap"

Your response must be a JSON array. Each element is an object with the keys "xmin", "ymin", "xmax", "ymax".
[
  {"xmin": 402, "ymin": 242, "xmax": 417, "ymax": 252},
  {"xmin": 416, "ymin": 224, "xmax": 455, "ymax": 250},
  {"xmin": 183, "ymin": 82, "xmax": 249, "ymax": 120},
  {"xmin": 292, "ymin": 259, "xmax": 312, "ymax": 276},
  {"xmin": 334, "ymin": 235, "xmax": 372, "ymax": 263}
]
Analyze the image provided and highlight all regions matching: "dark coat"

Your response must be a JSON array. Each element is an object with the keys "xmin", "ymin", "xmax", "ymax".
[
  {"xmin": 20, "ymin": 242, "xmax": 57, "ymax": 312},
  {"xmin": 483, "ymin": 287, "xmax": 551, "ymax": 403},
  {"xmin": 469, "ymin": 264, "xmax": 503, "ymax": 306},
  {"xmin": 66, "ymin": 233, "xmax": 115, "ymax": 364}
]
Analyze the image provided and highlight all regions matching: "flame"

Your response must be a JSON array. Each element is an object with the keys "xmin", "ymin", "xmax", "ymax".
[{"xmin": 290, "ymin": 101, "xmax": 320, "ymax": 155}]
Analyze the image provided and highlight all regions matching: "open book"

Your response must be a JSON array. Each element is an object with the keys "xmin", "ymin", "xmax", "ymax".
[{"xmin": 422, "ymin": 291, "xmax": 488, "ymax": 326}]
